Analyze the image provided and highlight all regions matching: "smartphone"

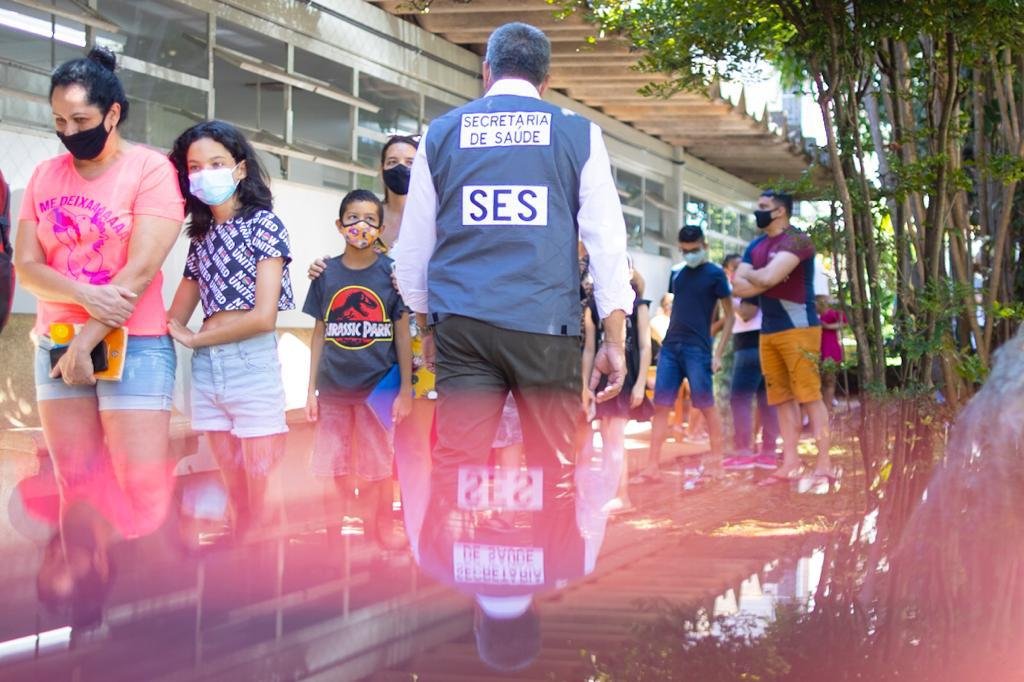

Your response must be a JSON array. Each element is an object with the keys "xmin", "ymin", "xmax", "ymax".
[{"xmin": 49, "ymin": 340, "xmax": 109, "ymax": 373}]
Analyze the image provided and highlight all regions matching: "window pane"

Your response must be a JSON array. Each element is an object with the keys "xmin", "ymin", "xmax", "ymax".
[
  {"xmin": 118, "ymin": 70, "xmax": 205, "ymax": 150},
  {"xmin": 214, "ymin": 59, "xmax": 285, "ymax": 137},
  {"xmin": 644, "ymin": 179, "xmax": 666, "ymax": 238},
  {"xmin": 359, "ymin": 72, "xmax": 419, "ymax": 136},
  {"xmin": 424, "ymin": 95, "xmax": 459, "ymax": 126},
  {"xmin": 707, "ymin": 238, "xmax": 725, "ymax": 265},
  {"xmin": 216, "ymin": 18, "xmax": 285, "ymax": 67},
  {"xmin": 684, "ymin": 195, "xmax": 708, "ymax": 229},
  {"xmin": 616, "ymin": 169, "xmax": 643, "ymax": 210},
  {"xmin": 624, "ymin": 212, "xmax": 643, "ymax": 248},
  {"xmin": 294, "ymin": 47, "xmax": 353, "ymax": 92},
  {"xmin": 292, "ymin": 89, "xmax": 352, "ymax": 156},
  {"xmin": 0, "ymin": 4, "xmax": 85, "ymax": 71},
  {"xmin": 358, "ymin": 135, "xmax": 383, "ymax": 172},
  {"xmin": 739, "ymin": 213, "xmax": 755, "ymax": 242},
  {"xmin": 97, "ymin": 0, "xmax": 209, "ymax": 78}
]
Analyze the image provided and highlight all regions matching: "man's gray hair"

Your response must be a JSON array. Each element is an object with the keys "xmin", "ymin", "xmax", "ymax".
[{"xmin": 484, "ymin": 23, "xmax": 550, "ymax": 87}]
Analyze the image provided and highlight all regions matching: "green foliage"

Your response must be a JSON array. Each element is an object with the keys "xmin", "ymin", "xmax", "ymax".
[
  {"xmin": 569, "ymin": 0, "xmax": 797, "ymax": 95},
  {"xmin": 554, "ymin": 0, "xmax": 1024, "ymax": 390},
  {"xmin": 585, "ymin": 597, "xmax": 880, "ymax": 681},
  {"xmin": 585, "ymin": 599, "xmax": 794, "ymax": 682}
]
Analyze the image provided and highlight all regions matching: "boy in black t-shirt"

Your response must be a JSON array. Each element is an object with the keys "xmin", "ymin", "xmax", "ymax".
[{"xmin": 304, "ymin": 189, "xmax": 412, "ymax": 550}]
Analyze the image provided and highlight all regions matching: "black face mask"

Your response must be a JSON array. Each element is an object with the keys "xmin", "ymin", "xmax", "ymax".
[
  {"xmin": 56, "ymin": 119, "xmax": 111, "ymax": 161},
  {"xmin": 382, "ymin": 164, "xmax": 411, "ymax": 195},
  {"xmin": 754, "ymin": 209, "xmax": 775, "ymax": 229}
]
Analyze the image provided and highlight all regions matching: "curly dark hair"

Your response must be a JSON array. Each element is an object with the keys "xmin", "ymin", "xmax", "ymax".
[
  {"xmin": 168, "ymin": 120, "xmax": 273, "ymax": 240},
  {"xmin": 50, "ymin": 46, "xmax": 129, "ymax": 124}
]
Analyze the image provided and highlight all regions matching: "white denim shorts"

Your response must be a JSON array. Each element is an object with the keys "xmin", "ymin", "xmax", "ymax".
[{"xmin": 190, "ymin": 332, "xmax": 287, "ymax": 438}]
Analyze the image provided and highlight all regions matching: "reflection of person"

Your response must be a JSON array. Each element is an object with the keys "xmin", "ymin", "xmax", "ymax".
[
  {"xmin": 16, "ymin": 47, "xmax": 185, "ymax": 626},
  {"xmin": 166, "ymin": 120, "xmax": 295, "ymax": 537},
  {"xmin": 394, "ymin": 21, "xmax": 633, "ymax": 669},
  {"xmin": 642, "ymin": 226, "xmax": 733, "ymax": 480},
  {"xmin": 303, "ymin": 189, "xmax": 412, "ymax": 550},
  {"xmin": 732, "ymin": 190, "xmax": 833, "ymax": 485},
  {"xmin": 404, "ymin": 425, "xmax": 621, "ymax": 672}
]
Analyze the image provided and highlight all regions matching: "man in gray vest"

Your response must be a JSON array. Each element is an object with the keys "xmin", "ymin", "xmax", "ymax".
[{"xmin": 394, "ymin": 21, "xmax": 633, "ymax": 670}]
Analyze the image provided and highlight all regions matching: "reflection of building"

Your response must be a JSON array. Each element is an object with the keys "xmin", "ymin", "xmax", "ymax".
[
  {"xmin": 713, "ymin": 549, "xmax": 825, "ymax": 626},
  {"xmin": 0, "ymin": 0, "xmax": 814, "ymax": 424}
]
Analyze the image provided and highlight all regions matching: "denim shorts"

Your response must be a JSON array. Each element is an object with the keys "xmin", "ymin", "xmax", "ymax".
[
  {"xmin": 35, "ymin": 334, "xmax": 176, "ymax": 411},
  {"xmin": 653, "ymin": 342, "xmax": 714, "ymax": 409},
  {"xmin": 190, "ymin": 332, "xmax": 287, "ymax": 438}
]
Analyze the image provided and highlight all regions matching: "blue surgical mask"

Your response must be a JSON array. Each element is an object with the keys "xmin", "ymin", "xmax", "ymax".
[
  {"xmin": 188, "ymin": 164, "xmax": 240, "ymax": 206},
  {"xmin": 683, "ymin": 249, "xmax": 706, "ymax": 268}
]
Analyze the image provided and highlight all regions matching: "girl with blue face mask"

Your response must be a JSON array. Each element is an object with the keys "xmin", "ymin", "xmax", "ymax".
[{"xmin": 166, "ymin": 120, "xmax": 295, "ymax": 541}]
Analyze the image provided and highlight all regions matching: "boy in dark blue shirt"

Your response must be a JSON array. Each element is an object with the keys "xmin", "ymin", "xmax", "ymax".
[
  {"xmin": 304, "ymin": 189, "xmax": 412, "ymax": 550},
  {"xmin": 638, "ymin": 225, "xmax": 733, "ymax": 481}
]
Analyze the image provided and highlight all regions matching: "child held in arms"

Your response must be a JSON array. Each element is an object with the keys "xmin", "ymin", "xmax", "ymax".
[{"xmin": 304, "ymin": 189, "xmax": 412, "ymax": 550}]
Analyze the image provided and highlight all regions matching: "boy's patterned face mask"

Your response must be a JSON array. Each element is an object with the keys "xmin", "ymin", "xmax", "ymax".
[{"xmin": 340, "ymin": 220, "xmax": 380, "ymax": 249}]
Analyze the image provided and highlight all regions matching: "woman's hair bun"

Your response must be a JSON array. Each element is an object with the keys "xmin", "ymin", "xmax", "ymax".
[{"xmin": 86, "ymin": 46, "xmax": 117, "ymax": 72}]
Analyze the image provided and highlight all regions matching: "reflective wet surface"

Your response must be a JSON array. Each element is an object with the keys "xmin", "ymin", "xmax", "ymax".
[{"xmin": 0, "ymin": 414, "xmax": 863, "ymax": 681}]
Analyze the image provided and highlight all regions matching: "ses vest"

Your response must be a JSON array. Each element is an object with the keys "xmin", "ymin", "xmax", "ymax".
[{"xmin": 425, "ymin": 93, "xmax": 591, "ymax": 336}]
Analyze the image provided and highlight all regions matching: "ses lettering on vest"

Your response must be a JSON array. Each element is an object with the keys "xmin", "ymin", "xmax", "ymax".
[
  {"xmin": 462, "ymin": 185, "xmax": 548, "ymax": 226},
  {"xmin": 460, "ymin": 111, "xmax": 552, "ymax": 149}
]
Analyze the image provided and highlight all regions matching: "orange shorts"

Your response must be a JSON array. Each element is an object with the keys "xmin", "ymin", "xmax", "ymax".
[{"xmin": 759, "ymin": 327, "xmax": 823, "ymax": 406}]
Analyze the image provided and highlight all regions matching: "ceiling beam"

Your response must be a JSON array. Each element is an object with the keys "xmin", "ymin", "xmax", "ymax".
[
  {"xmin": 598, "ymin": 101, "xmax": 733, "ymax": 116},
  {"xmin": 432, "ymin": 30, "xmax": 599, "ymax": 43},
  {"xmin": 549, "ymin": 40, "xmax": 635, "ymax": 56},
  {"xmin": 551, "ymin": 56, "xmax": 641, "ymax": 68},
  {"xmin": 372, "ymin": 0, "xmax": 574, "ymax": 13},
  {"xmin": 416, "ymin": 10, "xmax": 591, "ymax": 33}
]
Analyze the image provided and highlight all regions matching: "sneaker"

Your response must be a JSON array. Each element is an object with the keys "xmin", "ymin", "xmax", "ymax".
[
  {"xmin": 722, "ymin": 455, "xmax": 756, "ymax": 471},
  {"xmin": 751, "ymin": 453, "xmax": 780, "ymax": 470}
]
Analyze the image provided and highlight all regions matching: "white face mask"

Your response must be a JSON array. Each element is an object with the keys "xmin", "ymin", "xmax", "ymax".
[
  {"xmin": 188, "ymin": 163, "xmax": 240, "ymax": 206},
  {"xmin": 682, "ymin": 249, "xmax": 707, "ymax": 268}
]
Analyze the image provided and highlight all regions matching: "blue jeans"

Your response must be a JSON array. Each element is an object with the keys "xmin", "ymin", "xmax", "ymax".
[
  {"xmin": 730, "ymin": 346, "xmax": 779, "ymax": 455},
  {"xmin": 35, "ymin": 334, "xmax": 176, "ymax": 410},
  {"xmin": 653, "ymin": 342, "xmax": 714, "ymax": 409}
]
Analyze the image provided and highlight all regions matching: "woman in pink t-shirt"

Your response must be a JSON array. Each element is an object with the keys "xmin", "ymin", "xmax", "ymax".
[{"xmin": 15, "ymin": 48, "xmax": 183, "ymax": 627}]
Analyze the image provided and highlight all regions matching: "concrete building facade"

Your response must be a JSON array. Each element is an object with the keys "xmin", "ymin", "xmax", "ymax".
[{"xmin": 0, "ymin": 0, "xmax": 810, "ymax": 427}]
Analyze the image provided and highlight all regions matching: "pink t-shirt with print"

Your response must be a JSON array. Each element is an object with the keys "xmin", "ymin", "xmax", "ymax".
[{"xmin": 19, "ymin": 145, "xmax": 185, "ymax": 336}]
